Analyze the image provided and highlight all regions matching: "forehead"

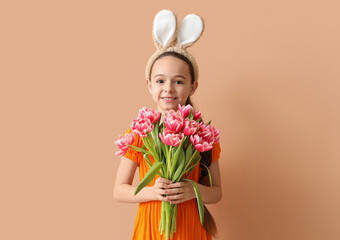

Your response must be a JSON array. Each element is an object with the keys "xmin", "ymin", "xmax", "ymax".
[{"xmin": 151, "ymin": 56, "xmax": 190, "ymax": 78}]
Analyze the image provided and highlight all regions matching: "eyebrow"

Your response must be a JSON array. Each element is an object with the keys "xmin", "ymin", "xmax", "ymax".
[{"xmin": 153, "ymin": 74, "xmax": 186, "ymax": 79}]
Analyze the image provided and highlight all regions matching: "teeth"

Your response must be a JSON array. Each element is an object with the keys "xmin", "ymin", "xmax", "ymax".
[{"xmin": 163, "ymin": 98, "xmax": 175, "ymax": 100}]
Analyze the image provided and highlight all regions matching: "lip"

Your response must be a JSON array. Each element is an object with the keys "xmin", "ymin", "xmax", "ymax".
[{"xmin": 161, "ymin": 97, "xmax": 177, "ymax": 103}]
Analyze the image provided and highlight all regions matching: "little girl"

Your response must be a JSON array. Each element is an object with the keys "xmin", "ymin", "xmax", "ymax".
[{"xmin": 114, "ymin": 10, "xmax": 222, "ymax": 240}]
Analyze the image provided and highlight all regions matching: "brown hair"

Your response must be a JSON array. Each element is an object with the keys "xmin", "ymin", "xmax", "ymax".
[{"xmin": 149, "ymin": 51, "xmax": 218, "ymax": 238}]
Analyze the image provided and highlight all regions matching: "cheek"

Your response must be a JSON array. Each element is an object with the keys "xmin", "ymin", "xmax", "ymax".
[
  {"xmin": 179, "ymin": 86, "xmax": 192, "ymax": 97},
  {"xmin": 152, "ymin": 88, "xmax": 161, "ymax": 98},
  {"xmin": 178, "ymin": 91, "xmax": 190, "ymax": 103}
]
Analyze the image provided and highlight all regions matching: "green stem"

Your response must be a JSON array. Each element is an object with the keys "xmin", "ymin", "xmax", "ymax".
[
  {"xmin": 169, "ymin": 136, "xmax": 187, "ymax": 176},
  {"xmin": 167, "ymin": 145, "xmax": 172, "ymax": 178},
  {"xmin": 165, "ymin": 202, "xmax": 170, "ymax": 240},
  {"xmin": 183, "ymin": 150, "xmax": 199, "ymax": 173}
]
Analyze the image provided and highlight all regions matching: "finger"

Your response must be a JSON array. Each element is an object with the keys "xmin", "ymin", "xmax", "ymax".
[
  {"xmin": 159, "ymin": 194, "xmax": 169, "ymax": 201},
  {"xmin": 156, "ymin": 178, "xmax": 172, "ymax": 185},
  {"xmin": 167, "ymin": 182, "xmax": 184, "ymax": 188},
  {"xmin": 164, "ymin": 188, "xmax": 184, "ymax": 195},
  {"xmin": 169, "ymin": 199, "xmax": 185, "ymax": 204},
  {"xmin": 166, "ymin": 193, "xmax": 184, "ymax": 201},
  {"xmin": 155, "ymin": 189, "xmax": 168, "ymax": 196},
  {"xmin": 155, "ymin": 183, "xmax": 170, "ymax": 189}
]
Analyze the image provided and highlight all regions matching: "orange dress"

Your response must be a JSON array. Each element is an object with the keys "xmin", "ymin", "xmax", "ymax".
[{"xmin": 123, "ymin": 128, "xmax": 221, "ymax": 240}]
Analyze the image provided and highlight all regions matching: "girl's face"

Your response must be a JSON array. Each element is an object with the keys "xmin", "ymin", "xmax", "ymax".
[{"xmin": 147, "ymin": 56, "xmax": 198, "ymax": 114}]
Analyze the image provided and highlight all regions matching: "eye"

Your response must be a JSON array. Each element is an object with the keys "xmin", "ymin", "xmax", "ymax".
[
  {"xmin": 156, "ymin": 79, "xmax": 164, "ymax": 84},
  {"xmin": 175, "ymin": 80, "xmax": 183, "ymax": 84}
]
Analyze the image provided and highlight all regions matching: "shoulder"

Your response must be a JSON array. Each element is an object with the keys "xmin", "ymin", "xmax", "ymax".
[
  {"xmin": 121, "ymin": 128, "xmax": 143, "ymax": 166},
  {"xmin": 124, "ymin": 128, "xmax": 143, "ymax": 148}
]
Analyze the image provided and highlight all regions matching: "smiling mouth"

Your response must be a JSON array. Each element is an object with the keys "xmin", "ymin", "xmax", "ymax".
[{"xmin": 161, "ymin": 97, "xmax": 177, "ymax": 100}]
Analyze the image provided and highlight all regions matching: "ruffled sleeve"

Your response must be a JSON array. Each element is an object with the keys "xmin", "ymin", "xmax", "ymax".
[
  {"xmin": 122, "ymin": 128, "xmax": 143, "ymax": 167},
  {"xmin": 211, "ymin": 142, "xmax": 221, "ymax": 163}
]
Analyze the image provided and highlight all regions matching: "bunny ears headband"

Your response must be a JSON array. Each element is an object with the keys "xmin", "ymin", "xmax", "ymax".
[{"xmin": 145, "ymin": 9, "xmax": 205, "ymax": 82}]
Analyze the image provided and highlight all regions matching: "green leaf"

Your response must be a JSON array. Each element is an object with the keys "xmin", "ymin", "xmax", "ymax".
[
  {"xmin": 134, "ymin": 161, "xmax": 163, "ymax": 195},
  {"xmin": 126, "ymin": 144, "xmax": 149, "ymax": 155},
  {"xmin": 181, "ymin": 164, "xmax": 195, "ymax": 179},
  {"xmin": 160, "ymin": 164, "xmax": 166, "ymax": 178},
  {"xmin": 142, "ymin": 136, "xmax": 160, "ymax": 162},
  {"xmin": 143, "ymin": 153, "xmax": 152, "ymax": 169},
  {"xmin": 189, "ymin": 108, "xmax": 194, "ymax": 120},
  {"xmin": 171, "ymin": 146, "xmax": 176, "ymax": 157},
  {"xmin": 184, "ymin": 179, "xmax": 204, "ymax": 225},
  {"xmin": 183, "ymin": 155, "xmax": 201, "ymax": 180},
  {"xmin": 153, "ymin": 122, "xmax": 162, "ymax": 157},
  {"xmin": 200, "ymin": 163, "xmax": 212, "ymax": 186},
  {"xmin": 183, "ymin": 149, "xmax": 199, "ymax": 174},
  {"xmin": 185, "ymin": 144, "xmax": 194, "ymax": 164},
  {"xmin": 169, "ymin": 136, "xmax": 187, "ymax": 175},
  {"xmin": 147, "ymin": 133, "xmax": 156, "ymax": 146},
  {"xmin": 172, "ymin": 148, "xmax": 185, "ymax": 182},
  {"xmin": 161, "ymin": 119, "xmax": 165, "ymax": 130},
  {"xmin": 161, "ymin": 140, "xmax": 168, "ymax": 159}
]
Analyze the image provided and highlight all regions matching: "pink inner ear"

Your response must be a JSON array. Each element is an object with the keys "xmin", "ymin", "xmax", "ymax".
[{"xmin": 153, "ymin": 9, "xmax": 177, "ymax": 46}]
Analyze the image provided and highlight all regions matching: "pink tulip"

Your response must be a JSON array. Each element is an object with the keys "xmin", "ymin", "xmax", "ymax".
[
  {"xmin": 183, "ymin": 119, "xmax": 199, "ymax": 136},
  {"xmin": 164, "ymin": 110, "xmax": 184, "ymax": 133},
  {"xmin": 178, "ymin": 104, "xmax": 194, "ymax": 118},
  {"xmin": 130, "ymin": 118, "xmax": 154, "ymax": 138},
  {"xmin": 114, "ymin": 132, "xmax": 135, "ymax": 156},
  {"xmin": 190, "ymin": 133, "xmax": 213, "ymax": 152},
  {"xmin": 210, "ymin": 125, "xmax": 220, "ymax": 143},
  {"xmin": 159, "ymin": 129, "xmax": 184, "ymax": 147},
  {"xmin": 197, "ymin": 123, "xmax": 220, "ymax": 144},
  {"xmin": 198, "ymin": 125, "xmax": 214, "ymax": 144},
  {"xmin": 193, "ymin": 110, "xmax": 201, "ymax": 120},
  {"xmin": 178, "ymin": 104, "xmax": 201, "ymax": 120},
  {"xmin": 137, "ymin": 107, "xmax": 160, "ymax": 124}
]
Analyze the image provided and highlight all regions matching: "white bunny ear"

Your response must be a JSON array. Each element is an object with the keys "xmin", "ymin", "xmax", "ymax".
[
  {"xmin": 153, "ymin": 9, "xmax": 177, "ymax": 47},
  {"xmin": 177, "ymin": 14, "xmax": 204, "ymax": 48}
]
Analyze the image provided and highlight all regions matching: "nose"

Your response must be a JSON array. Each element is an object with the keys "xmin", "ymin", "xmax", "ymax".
[{"xmin": 164, "ymin": 81, "xmax": 174, "ymax": 93}]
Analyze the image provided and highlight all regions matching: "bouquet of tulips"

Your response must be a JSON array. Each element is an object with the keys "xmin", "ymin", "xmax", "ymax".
[{"xmin": 115, "ymin": 104, "xmax": 219, "ymax": 240}]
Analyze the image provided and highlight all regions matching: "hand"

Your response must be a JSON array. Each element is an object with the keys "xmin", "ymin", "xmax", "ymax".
[
  {"xmin": 163, "ymin": 181, "xmax": 196, "ymax": 204},
  {"xmin": 152, "ymin": 177, "xmax": 172, "ymax": 201}
]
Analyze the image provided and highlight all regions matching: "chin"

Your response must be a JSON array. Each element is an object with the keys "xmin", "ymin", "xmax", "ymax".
[{"xmin": 161, "ymin": 104, "xmax": 179, "ymax": 112}]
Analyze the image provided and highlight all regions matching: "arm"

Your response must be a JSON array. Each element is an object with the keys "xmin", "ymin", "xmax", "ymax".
[
  {"xmin": 113, "ymin": 157, "xmax": 171, "ymax": 203},
  {"xmin": 163, "ymin": 160, "xmax": 222, "ymax": 204},
  {"xmin": 198, "ymin": 160, "xmax": 222, "ymax": 203}
]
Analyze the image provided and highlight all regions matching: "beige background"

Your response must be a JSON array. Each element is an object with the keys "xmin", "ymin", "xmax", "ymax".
[{"xmin": 1, "ymin": 0, "xmax": 339, "ymax": 239}]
